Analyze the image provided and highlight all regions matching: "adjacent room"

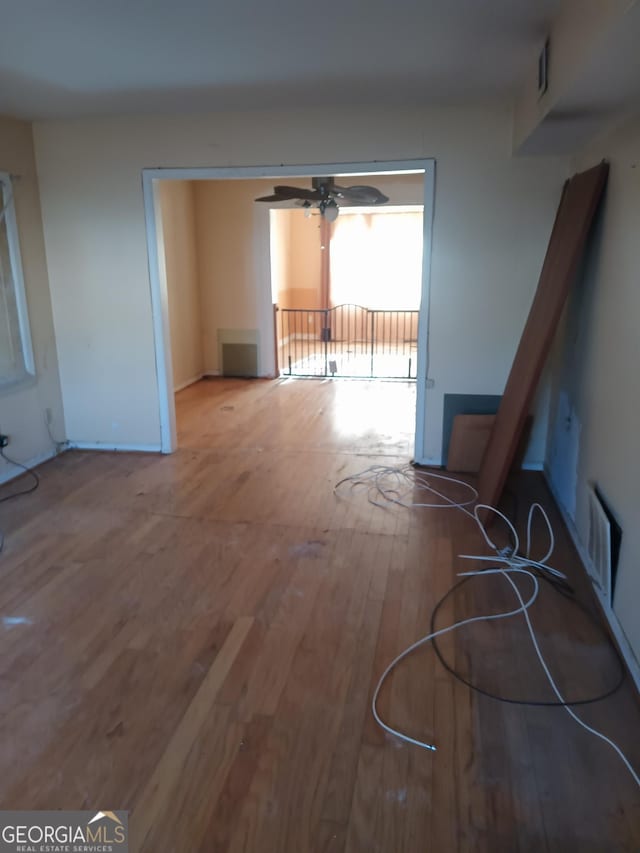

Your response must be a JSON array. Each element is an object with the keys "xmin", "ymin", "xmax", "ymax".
[
  {"xmin": 268, "ymin": 176, "xmax": 423, "ymax": 380},
  {"xmin": 154, "ymin": 170, "xmax": 424, "ymax": 455},
  {"xmin": 0, "ymin": 1, "xmax": 639, "ymax": 850},
  {"xmin": 154, "ymin": 171, "xmax": 423, "ymax": 455}
]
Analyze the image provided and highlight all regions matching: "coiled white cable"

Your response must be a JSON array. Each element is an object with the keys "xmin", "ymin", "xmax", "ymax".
[
  {"xmin": 526, "ymin": 501, "xmax": 555, "ymax": 564},
  {"xmin": 501, "ymin": 568, "xmax": 640, "ymax": 789},
  {"xmin": 335, "ymin": 463, "xmax": 478, "ymax": 513},
  {"xmin": 372, "ymin": 568, "xmax": 541, "ymax": 751},
  {"xmin": 338, "ymin": 464, "xmax": 640, "ymax": 790}
]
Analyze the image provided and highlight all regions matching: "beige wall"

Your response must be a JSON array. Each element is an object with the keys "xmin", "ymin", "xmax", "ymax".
[
  {"xmin": 355, "ymin": 172, "xmax": 425, "ymax": 205},
  {"xmin": 158, "ymin": 181, "xmax": 203, "ymax": 390},
  {"xmin": 287, "ymin": 211, "xmax": 323, "ymax": 309},
  {"xmin": 0, "ymin": 116, "xmax": 65, "ymax": 480},
  {"xmin": 193, "ymin": 177, "xmax": 290, "ymax": 375},
  {"xmin": 546, "ymin": 113, "xmax": 640, "ymax": 659},
  {"xmin": 32, "ymin": 105, "xmax": 568, "ymax": 461},
  {"xmin": 269, "ymin": 209, "xmax": 291, "ymax": 308},
  {"xmin": 162, "ymin": 179, "xmax": 332, "ymax": 376}
]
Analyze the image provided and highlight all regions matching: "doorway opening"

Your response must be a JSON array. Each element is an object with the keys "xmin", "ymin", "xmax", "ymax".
[
  {"xmin": 143, "ymin": 160, "xmax": 434, "ymax": 459},
  {"xmin": 271, "ymin": 201, "xmax": 423, "ymax": 379}
]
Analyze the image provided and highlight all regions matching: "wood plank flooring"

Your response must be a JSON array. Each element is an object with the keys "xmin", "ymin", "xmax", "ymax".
[{"xmin": 0, "ymin": 377, "xmax": 638, "ymax": 852}]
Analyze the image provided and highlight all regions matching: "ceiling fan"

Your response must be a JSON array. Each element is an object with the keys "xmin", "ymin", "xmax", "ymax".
[{"xmin": 255, "ymin": 177, "xmax": 389, "ymax": 221}]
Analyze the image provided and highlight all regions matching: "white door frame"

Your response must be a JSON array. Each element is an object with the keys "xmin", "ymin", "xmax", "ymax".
[{"xmin": 142, "ymin": 159, "xmax": 435, "ymax": 458}]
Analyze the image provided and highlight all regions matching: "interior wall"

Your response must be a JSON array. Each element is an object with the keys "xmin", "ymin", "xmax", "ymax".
[
  {"xmin": 286, "ymin": 211, "xmax": 323, "ymax": 309},
  {"xmin": 193, "ymin": 177, "xmax": 302, "ymax": 375},
  {"xmin": 32, "ymin": 106, "xmax": 568, "ymax": 460},
  {"xmin": 157, "ymin": 181, "xmax": 203, "ymax": 390},
  {"xmin": 546, "ymin": 113, "xmax": 640, "ymax": 660},
  {"xmin": 269, "ymin": 209, "xmax": 292, "ymax": 308},
  {"xmin": 0, "ymin": 116, "xmax": 65, "ymax": 481}
]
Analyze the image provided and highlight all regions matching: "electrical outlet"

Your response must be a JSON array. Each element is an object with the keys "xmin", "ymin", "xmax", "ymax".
[
  {"xmin": 45, "ymin": 408, "xmax": 53, "ymax": 425},
  {"xmin": 0, "ymin": 434, "xmax": 9, "ymax": 448}
]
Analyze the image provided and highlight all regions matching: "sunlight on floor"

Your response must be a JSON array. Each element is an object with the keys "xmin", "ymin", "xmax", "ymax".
[{"xmin": 329, "ymin": 380, "xmax": 416, "ymax": 442}]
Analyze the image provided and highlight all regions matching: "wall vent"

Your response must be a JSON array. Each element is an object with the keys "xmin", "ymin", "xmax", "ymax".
[
  {"xmin": 587, "ymin": 485, "xmax": 612, "ymax": 603},
  {"xmin": 221, "ymin": 343, "xmax": 258, "ymax": 377},
  {"xmin": 217, "ymin": 328, "xmax": 259, "ymax": 377}
]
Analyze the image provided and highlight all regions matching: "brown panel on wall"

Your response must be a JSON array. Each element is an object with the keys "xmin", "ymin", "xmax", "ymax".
[
  {"xmin": 447, "ymin": 414, "xmax": 495, "ymax": 473},
  {"xmin": 477, "ymin": 161, "xmax": 609, "ymax": 517},
  {"xmin": 448, "ymin": 414, "xmax": 533, "ymax": 474}
]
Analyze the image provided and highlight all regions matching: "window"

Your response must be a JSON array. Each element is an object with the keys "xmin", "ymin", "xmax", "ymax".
[
  {"xmin": 330, "ymin": 207, "xmax": 424, "ymax": 310},
  {"xmin": 0, "ymin": 173, "xmax": 34, "ymax": 388}
]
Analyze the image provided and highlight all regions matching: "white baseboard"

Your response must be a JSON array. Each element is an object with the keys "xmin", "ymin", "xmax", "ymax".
[
  {"xmin": 173, "ymin": 373, "xmax": 204, "ymax": 393},
  {"xmin": 0, "ymin": 446, "xmax": 61, "ymax": 485},
  {"xmin": 413, "ymin": 454, "xmax": 442, "ymax": 467},
  {"xmin": 544, "ymin": 466, "xmax": 640, "ymax": 694},
  {"xmin": 68, "ymin": 441, "xmax": 162, "ymax": 453},
  {"xmin": 173, "ymin": 371, "xmax": 223, "ymax": 392}
]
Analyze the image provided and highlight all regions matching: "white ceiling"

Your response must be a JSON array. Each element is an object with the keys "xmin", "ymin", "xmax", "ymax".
[{"xmin": 0, "ymin": 0, "xmax": 561, "ymax": 120}]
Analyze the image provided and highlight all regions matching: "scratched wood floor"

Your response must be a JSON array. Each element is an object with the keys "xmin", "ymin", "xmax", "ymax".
[{"xmin": 0, "ymin": 377, "xmax": 638, "ymax": 852}]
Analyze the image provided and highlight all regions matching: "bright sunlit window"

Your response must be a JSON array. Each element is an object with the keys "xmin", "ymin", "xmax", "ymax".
[
  {"xmin": 330, "ymin": 206, "xmax": 423, "ymax": 309},
  {"xmin": 0, "ymin": 173, "xmax": 34, "ymax": 389}
]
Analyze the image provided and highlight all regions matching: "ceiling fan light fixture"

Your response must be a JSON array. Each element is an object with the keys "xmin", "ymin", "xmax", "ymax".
[
  {"xmin": 322, "ymin": 199, "xmax": 339, "ymax": 222},
  {"xmin": 255, "ymin": 177, "xmax": 388, "ymax": 214}
]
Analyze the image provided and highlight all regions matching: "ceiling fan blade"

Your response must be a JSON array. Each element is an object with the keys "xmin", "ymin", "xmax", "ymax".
[
  {"xmin": 273, "ymin": 186, "xmax": 320, "ymax": 201},
  {"xmin": 331, "ymin": 196, "xmax": 369, "ymax": 207},
  {"xmin": 255, "ymin": 194, "xmax": 290, "ymax": 202},
  {"xmin": 256, "ymin": 181, "xmax": 388, "ymax": 207},
  {"xmin": 255, "ymin": 186, "xmax": 321, "ymax": 203},
  {"xmin": 332, "ymin": 184, "xmax": 389, "ymax": 205},
  {"xmin": 358, "ymin": 186, "xmax": 389, "ymax": 204}
]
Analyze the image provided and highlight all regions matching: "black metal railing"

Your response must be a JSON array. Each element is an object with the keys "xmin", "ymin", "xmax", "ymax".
[{"xmin": 277, "ymin": 303, "xmax": 419, "ymax": 379}]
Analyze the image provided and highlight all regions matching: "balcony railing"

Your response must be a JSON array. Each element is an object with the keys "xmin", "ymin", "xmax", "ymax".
[{"xmin": 277, "ymin": 303, "xmax": 418, "ymax": 379}]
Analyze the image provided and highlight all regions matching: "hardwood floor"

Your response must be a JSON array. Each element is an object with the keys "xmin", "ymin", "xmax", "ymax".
[{"xmin": 0, "ymin": 377, "xmax": 638, "ymax": 852}]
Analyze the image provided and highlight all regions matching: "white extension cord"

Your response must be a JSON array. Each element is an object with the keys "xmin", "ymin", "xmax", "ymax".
[{"xmin": 335, "ymin": 465, "xmax": 640, "ymax": 790}]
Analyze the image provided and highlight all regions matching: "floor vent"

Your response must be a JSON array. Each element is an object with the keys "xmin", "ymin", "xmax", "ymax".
[{"xmin": 587, "ymin": 485, "xmax": 612, "ymax": 603}]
